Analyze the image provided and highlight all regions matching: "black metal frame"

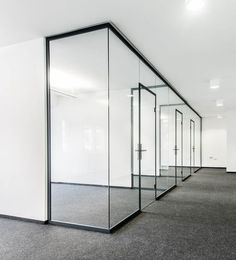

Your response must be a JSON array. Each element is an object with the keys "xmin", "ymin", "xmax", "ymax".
[
  {"xmin": 175, "ymin": 109, "xmax": 184, "ymax": 183},
  {"xmin": 190, "ymin": 119, "xmax": 195, "ymax": 174},
  {"xmin": 131, "ymin": 85, "xmax": 178, "ymax": 201},
  {"xmin": 46, "ymin": 22, "xmax": 201, "ymax": 117},
  {"xmin": 46, "ymin": 22, "xmax": 203, "ymax": 233},
  {"xmin": 138, "ymin": 83, "xmax": 157, "ymax": 208},
  {"xmin": 200, "ymin": 117, "xmax": 203, "ymax": 169}
]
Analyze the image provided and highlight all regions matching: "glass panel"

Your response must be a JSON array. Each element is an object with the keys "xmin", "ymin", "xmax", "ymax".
[
  {"xmin": 49, "ymin": 29, "xmax": 109, "ymax": 228},
  {"xmin": 190, "ymin": 119, "xmax": 195, "ymax": 174},
  {"xmin": 189, "ymin": 110, "xmax": 201, "ymax": 173},
  {"xmin": 133, "ymin": 89, "xmax": 139, "ymax": 189},
  {"xmin": 138, "ymin": 62, "xmax": 157, "ymax": 207},
  {"xmin": 153, "ymin": 86, "xmax": 176, "ymax": 194},
  {"xmin": 182, "ymin": 105, "xmax": 191, "ymax": 178},
  {"xmin": 140, "ymin": 85, "xmax": 156, "ymax": 209},
  {"xmin": 159, "ymin": 105, "xmax": 174, "ymax": 185},
  {"xmin": 109, "ymin": 30, "xmax": 140, "ymax": 227},
  {"xmin": 195, "ymin": 117, "xmax": 201, "ymax": 170},
  {"xmin": 167, "ymin": 90, "xmax": 182, "ymax": 184},
  {"xmin": 176, "ymin": 110, "xmax": 183, "ymax": 181}
]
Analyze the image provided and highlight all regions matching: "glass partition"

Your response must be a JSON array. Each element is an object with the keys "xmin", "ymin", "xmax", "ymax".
[
  {"xmin": 47, "ymin": 23, "xmax": 202, "ymax": 232},
  {"xmin": 167, "ymin": 89, "xmax": 203, "ymax": 182},
  {"xmin": 190, "ymin": 111, "xmax": 201, "ymax": 172},
  {"xmin": 175, "ymin": 109, "xmax": 183, "ymax": 181},
  {"xmin": 109, "ymin": 30, "xmax": 140, "ymax": 227},
  {"xmin": 49, "ymin": 29, "xmax": 109, "ymax": 229}
]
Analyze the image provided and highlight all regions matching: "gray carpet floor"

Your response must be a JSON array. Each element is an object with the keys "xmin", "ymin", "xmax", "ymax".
[
  {"xmin": 51, "ymin": 184, "xmax": 156, "ymax": 228},
  {"xmin": 51, "ymin": 173, "xmax": 178, "ymax": 228},
  {"xmin": 0, "ymin": 168, "xmax": 236, "ymax": 260}
]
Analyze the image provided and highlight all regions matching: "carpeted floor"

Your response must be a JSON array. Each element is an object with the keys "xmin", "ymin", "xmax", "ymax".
[
  {"xmin": 51, "ymin": 183, "xmax": 150, "ymax": 228},
  {"xmin": 51, "ymin": 172, "xmax": 178, "ymax": 228},
  {"xmin": 0, "ymin": 168, "xmax": 235, "ymax": 260}
]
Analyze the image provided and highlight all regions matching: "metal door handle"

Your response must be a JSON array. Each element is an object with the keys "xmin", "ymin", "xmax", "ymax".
[{"xmin": 135, "ymin": 144, "xmax": 147, "ymax": 160}]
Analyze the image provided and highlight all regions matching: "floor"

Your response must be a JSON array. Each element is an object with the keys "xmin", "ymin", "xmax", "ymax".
[
  {"xmin": 1, "ymin": 168, "xmax": 236, "ymax": 260},
  {"xmin": 51, "ymin": 177, "xmax": 171, "ymax": 228},
  {"xmin": 52, "ymin": 184, "xmax": 143, "ymax": 228},
  {"xmin": 51, "ymin": 169, "xmax": 180, "ymax": 228}
]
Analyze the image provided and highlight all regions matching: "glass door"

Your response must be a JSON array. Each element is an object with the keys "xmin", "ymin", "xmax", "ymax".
[
  {"xmin": 190, "ymin": 119, "xmax": 195, "ymax": 174},
  {"xmin": 175, "ymin": 109, "xmax": 183, "ymax": 183},
  {"xmin": 138, "ymin": 83, "xmax": 157, "ymax": 209}
]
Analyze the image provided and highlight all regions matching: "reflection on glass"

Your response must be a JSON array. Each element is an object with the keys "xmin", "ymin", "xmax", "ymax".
[
  {"xmin": 175, "ymin": 110, "xmax": 183, "ymax": 181},
  {"xmin": 140, "ymin": 85, "xmax": 156, "ymax": 209},
  {"xmin": 50, "ymin": 29, "xmax": 109, "ymax": 228},
  {"xmin": 48, "ymin": 24, "xmax": 202, "ymax": 232},
  {"xmin": 109, "ymin": 31, "xmax": 140, "ymax": 227}
]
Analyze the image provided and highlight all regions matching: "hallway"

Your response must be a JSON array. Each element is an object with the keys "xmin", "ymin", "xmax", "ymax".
[{"xmin": 0, "ymin": 168, "xmax": 236, "ymax": 259}]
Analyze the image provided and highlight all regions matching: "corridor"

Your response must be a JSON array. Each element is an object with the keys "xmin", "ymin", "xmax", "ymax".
[{"xmin": 0, "ymin": 168, "xmax": 235, "ymax": 259}]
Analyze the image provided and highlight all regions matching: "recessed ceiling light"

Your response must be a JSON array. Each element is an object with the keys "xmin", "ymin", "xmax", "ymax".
[
  {"xmin": 186, "ymin": 0, "xmax": 205, "ymax": 11},
  {"xmin": 210, "ymin": 79, "xmax": 220, "ymax": 89},
  {"xmin": 216, "ymin": 99, "xmax": 224, "ymax": 107},
  {"xmin": 217, "ymin": 115, "xmax": 223, "ymax": 119}
]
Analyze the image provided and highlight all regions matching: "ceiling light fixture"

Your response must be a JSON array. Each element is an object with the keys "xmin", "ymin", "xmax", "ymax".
[
  {"xmin": 217, "ymin": 115, "xmax": 223, "ymax": 119},
  {"xmin": 210, "ymin": 79, "xmax": 220, "ymax": 89},
  {"xmin": 216, "ymin": 99, "xmax": 224, "ymax": 107},
  {"xmin": 186, "ymin": 0, "xmax": 205, "ymax": 12}
]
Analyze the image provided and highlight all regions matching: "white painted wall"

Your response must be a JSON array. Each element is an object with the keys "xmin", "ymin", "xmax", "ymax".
[
  {"xmin": 0, "ymin": 39, "xmax": 46, "ymax": 221},
  {"xmin": 202, "ymin": 117, "xmax": 227, "ymax": 168},
  {"xmin": 226, "ymin": 110, "xmax": 236, "ymax": 172}
]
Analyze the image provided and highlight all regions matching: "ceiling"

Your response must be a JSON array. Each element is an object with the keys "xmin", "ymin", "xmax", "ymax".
[{"xmin": 1, "ymin": 0, "xmax": 236, "ymax": 117}]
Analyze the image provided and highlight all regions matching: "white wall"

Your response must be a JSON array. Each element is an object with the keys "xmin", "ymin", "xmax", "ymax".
[
  {"xmin": 202, "ymin": 117, "xmax": 227, "ymax": 168},
  {"xmin": 0, "ymin": 39, "xmax": 46, "ymax": 221},
  {"xmin": 226, "ymin": 110, "xmax": 236, "ymax": 172}
]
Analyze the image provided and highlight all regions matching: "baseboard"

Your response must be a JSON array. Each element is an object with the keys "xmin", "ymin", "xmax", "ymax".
[
  {"xmin": 168, "ymin": 166, "xmax": 201, "ymax": 168},
  {"xmin": 182, "ymin": 175, "xmax": 192, "ymax": 181},
  {"xmin": 0, "ymin": 214, "xmax": 47, "ymax": 224},
  {"xmin": 227, "ymin": 171, "xmax": 236, "ymax": 174},
  {"xmin": 156, "ymin": 185, "xmax": 177, "ymax": 200},
  {"xmin": 194, "ymin": 167, "xmax": 202, "ymax": 173}
]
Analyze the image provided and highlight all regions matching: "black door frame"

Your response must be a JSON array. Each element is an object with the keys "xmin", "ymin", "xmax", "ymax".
[
  {"xmin": 175, "ymin": 109, "xmax": 183, "ymax": 183},
  {"xmin": 138, "ymin": 83, "xmax": 157, "ymax": 209},
  {"xmin": 190, "ymin": 119, "xmax": 195, "ymax": 174}
]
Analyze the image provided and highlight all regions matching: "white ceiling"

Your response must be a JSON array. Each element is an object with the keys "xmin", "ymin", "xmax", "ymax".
[{"xmin": 1, "ymin": 0, "xmax": 236, "ymax": 117}]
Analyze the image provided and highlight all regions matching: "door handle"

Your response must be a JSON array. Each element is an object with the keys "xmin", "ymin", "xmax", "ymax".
[
  {"xmin": 173, "ymin": 146, "xmax": 180, "ymax": 155},
  {"xmin": 173, "ymin": 145, "xmax": 180, "ymax": 151},
  {"xmin": 135, "ymin": 144, "xmax": 147, "ymax": 160}
]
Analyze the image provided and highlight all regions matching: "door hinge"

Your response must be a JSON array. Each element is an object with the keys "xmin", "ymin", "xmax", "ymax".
[{"xmin": 154, "ymin": 107, "xmax": 156, "ymax": 113}]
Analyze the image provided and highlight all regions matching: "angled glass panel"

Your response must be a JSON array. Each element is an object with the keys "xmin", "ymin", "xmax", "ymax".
[{"xmin": 109, "ymin": 30, "xmax": 140, "ymax": 228}]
